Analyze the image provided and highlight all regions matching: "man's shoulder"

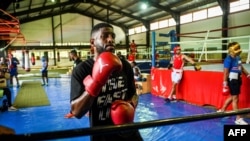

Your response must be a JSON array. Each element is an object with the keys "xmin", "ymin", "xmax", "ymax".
[
  {"xmin": 224, "ymin": 55, "xmax": 232, "ymax": 62},
  {"xmin": 75, "ymin": 58, "xmax": 83, "ymax": 64},
  {"xmin": 75, "ymin": 58, "xmax": 94, "ymax": 69},
  {"xmin": 120, "ymin": 58, "xmax": 130, "ymax": 65}
]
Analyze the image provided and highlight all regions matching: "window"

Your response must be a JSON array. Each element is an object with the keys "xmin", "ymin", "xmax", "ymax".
[
  {"xmin": 193, "ymin": 9, "xmax": 207, "ymax": 21},
  {"xmin": 141, "ymin": 26, "xmax": 147, "ymax": 32},
  {"xmin": 159, "ymin": 19, "xmax": 168, "ymax": 28},
  {"xmin": 169, "ymin": 18, "xmax": 176, "ymax": 26},
  {"xmin": 135, "ymin": 27, "xmax": 141, "ymax": 33},
  {"xmin": 230, "ymin": 0, "xmax": 250, "ymax": 13},
  {"xmin": 128, "ymin": 25, "xmax": 146, "ymax": 35},
  {"xmin": 180, "ymin": 13, "xmax": 192, "ymax": 24},
  {"xmin": 129, "ymin": 29, "xmax": 135, "ymax": 35},
  {"xmin": 150, "ymin": 22, "xmax": 159, "ymax": 30},
  {"xmin": 208, "ymin": 6, "xmax": 222, "ymax": 17}
]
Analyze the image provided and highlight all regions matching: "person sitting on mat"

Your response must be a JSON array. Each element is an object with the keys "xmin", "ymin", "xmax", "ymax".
[
  {"xmin": 165, "ymin": 45, "xmax": 201, "ymax": 102},
  {"xmin": 40, "ymin": 56, "xmax": 48, "ymax": 86},
  {"xmin": 0, "ymin": 70, "xmax": 18, "ymax": 111},
  {"xmin": 218, "ymin": 42, "xmax": 250, "ymax": 125}
]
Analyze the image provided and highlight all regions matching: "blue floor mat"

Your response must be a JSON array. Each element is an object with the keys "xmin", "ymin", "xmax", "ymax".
[{"xmin": 0, "ymin": 78, "xmax": 249, "ymax": 141}]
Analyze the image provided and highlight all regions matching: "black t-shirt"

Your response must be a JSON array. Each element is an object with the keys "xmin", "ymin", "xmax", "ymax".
[
  {"xmin": 11, "ymin": 57, "xmax": 19, "ymax": 68},
  {"xmin": 74, "ymin": 58, "xmax": 82, "ymax": 67},
  {"xmin": 70, "ymin": 57, "xmax": 142, "ymax": 141},
  {"xmin": 70, "ymin": 58, "xmax": 136, "ymax": 124}
]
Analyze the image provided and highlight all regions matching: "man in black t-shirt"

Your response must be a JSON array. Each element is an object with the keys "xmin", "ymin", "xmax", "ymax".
[
  {"xmin": 69, "ymin": 49, "xmax": 82, "ymax": 67},
  {"xmin": 65, "ymin": 49, "xmax": 82, "ymax": 118},
  {"xmin": 69, "ymin": 23, "xmax": 143, "ymax": 141}
]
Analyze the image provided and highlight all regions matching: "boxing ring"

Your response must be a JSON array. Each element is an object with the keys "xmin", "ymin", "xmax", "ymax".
[
  {"xmin": 0, "ymin": 76, "xmax": 249, "ymax": 141},
  {"xmin": 150, "ymin": 64, "xmax": 250, "ymax": 110},
  {"xmin": 1, "ymin": 27, "xmax": 250, "ymax": 140},
  {"xmin": 151, "ymin": 25, "xmax": 250, "ymax": 110}
]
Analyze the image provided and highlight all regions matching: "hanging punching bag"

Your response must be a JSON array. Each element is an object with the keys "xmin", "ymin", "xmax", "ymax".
[
  {"xmin": 57, "ymin": 51, "xmax": 60, "ymax": 62},
  {"xmin": 31, "ymin": 52, "xmax": 35, "ymax": 65},
  {"xmin": 24, "ymin": 50, "xmax": 30, "ymax": 72}
]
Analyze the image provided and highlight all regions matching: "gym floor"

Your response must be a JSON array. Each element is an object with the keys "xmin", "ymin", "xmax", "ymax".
[{"xmin": 0, "ymin": 77, "xmax": 249, "ymax": 141}]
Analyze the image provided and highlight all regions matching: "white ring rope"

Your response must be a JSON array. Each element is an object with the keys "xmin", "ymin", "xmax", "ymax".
[
  {"xmin": 169, "ymin": 35, "xmax": 250, "ymax": 44},
  {"xmin": 168, "ymin": 35, "xmax": 250, "ymax": 63}
]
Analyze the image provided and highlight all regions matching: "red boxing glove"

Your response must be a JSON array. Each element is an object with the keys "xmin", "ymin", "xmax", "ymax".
[
  {"xmin": 222, "ymin": 81, "xmax": 230, "ymax": 96},
  {"xmin": 111, "ymin": 100, "xmax": 135, "ymax": 125},
  {"xmin": 83, "ymin": 52, "xmax": 122, "ymax": 97}
]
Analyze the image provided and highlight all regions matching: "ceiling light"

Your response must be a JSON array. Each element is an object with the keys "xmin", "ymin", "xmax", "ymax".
[{"xmin": 141, "ymin": 3, "xmax": 148, "ymax": 10}]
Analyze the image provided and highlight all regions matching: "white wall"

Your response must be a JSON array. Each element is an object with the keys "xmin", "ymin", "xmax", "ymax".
[
  {"xmin": 10, "ymin": 10, "xmax": 250, "ymax": 66},
  {"xmin": 16, "ymin": 10, "xmax": 250, "ymax": 47},
  {"xmin": 14, "ymin": 13, "xmax": 126, "ymax": 45}
]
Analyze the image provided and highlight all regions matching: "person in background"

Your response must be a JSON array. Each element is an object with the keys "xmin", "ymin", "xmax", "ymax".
[
  {"xmin": 0, "ymin": 70, "xmax": 18, "ymax": 111},
  {"xmin": 130, "ymin": 39, "xmax": 137, "ymax": 53},
  {"xmin": 116, "ymin": 51, "xmax": 126, "ymax": 60},
  {"xmin": 131, "ymin": 61, "xmax": 142, "ymax": 81},
  {"xmin": 218, "ymin": 42, "xmax": 250, "ymax": 125},
  {"xmin": 69, "ymin": 49, "xmax": 82, "ymax": 68},
  {"xmin": 40, "ymin": 56, "xmax": 48, "ymax": 86},
  {"xmin": 0, "ymin": 57, "xmax": 8, "ymax": 74},
  {"xmin": 8, "ymin": 54, "xmax": 20, "ymax": 88},
  {"xmin": 64, "ymin": 49, "xmax": 83, "ymax": 118},
  {"xmin": 0, "ymin": 57, "xmax": 7, "ymax": 67},
  {"xmin": 165, "ymin": 46, "xmax": 201, "ymax": 102},
  {"xmin": 69, "ymin": 23, "xmax": 143, "ymax": 141},
  {"xmin": 128, "ymin": 51, "xmax": 136, "ymax": 62}
]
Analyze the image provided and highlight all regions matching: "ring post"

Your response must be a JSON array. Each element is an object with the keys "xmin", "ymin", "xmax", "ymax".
[{"xmin": 152, "ymin": 31, "xmax": 156, "ymax": 67}]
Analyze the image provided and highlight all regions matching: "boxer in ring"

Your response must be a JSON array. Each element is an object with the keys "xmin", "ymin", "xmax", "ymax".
[{"xmin": 165, "ymin": 46, "xmax": 201, "ymax": 102}]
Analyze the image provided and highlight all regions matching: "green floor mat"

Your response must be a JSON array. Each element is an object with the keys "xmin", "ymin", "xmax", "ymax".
[{"xmin": 13, "ymin": 81, "xmax": 50, "ymax": 108}]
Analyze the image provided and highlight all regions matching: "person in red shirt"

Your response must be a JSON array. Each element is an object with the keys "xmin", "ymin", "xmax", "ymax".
[
  {"xmin": 128, "ymin": 51, "xmax": 136, "ymax": 62},
  {"xmin": 165, "ymin": 46, "xmax": 201, "ymax": 102},
  {"xmin": 130, "ymin": 39, "xmax": 137, "ymax": 53}
]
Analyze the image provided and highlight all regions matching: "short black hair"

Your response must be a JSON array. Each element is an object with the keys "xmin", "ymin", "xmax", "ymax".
[
  {"xmin": 70, "ymin": 49, "xmax": 77, "ymax": 55},
  {"xmin": 132, "ymin": 61, "xmax": 137, "ymax": 65},
  {"xmin": 91, "ymin": 23, "xmax": 113, "ymax": 37}
]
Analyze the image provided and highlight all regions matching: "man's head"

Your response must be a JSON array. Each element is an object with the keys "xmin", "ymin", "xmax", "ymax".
[
  {"xmin": 228, "ymin": 42, "xmax": 241, "ymax": 57},
  {"xmin": 69, "ymin": 49, "xmax": 78, "ymax": 60},
  {"xmin": 117, "ymin": 51, "xmax": 121, "ymax": 56},
  {"xmin": 131, "ymin": 61, "xmax": 136, "ymax": 67},
  {"xmin": 41, "ymin": 56, "xmax": 47, "ymax": 62},
  {"xmin": 174, "ymin": 46, "xmax": 181, "ymax": 54},
  {"xmin": 8, "ymin": 53, "xmax": 13, "ymax": 58},
  {"xmin": 90, "ymin": 23, "xmax": 115, "ymax": 55}
]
